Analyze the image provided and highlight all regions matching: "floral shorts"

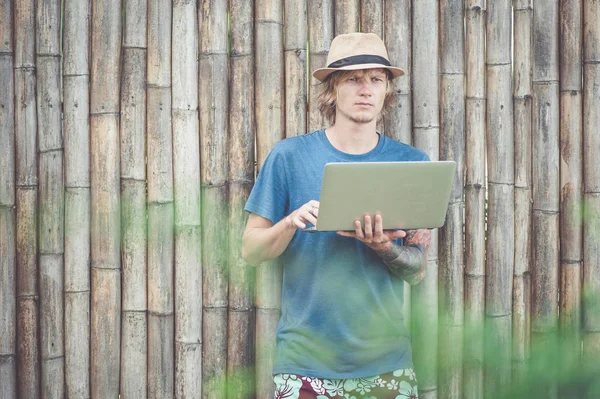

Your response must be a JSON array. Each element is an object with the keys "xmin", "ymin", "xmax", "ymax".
[{"xmin": 273, "ymin": 368, "xmax": 418, "ymax": 399}]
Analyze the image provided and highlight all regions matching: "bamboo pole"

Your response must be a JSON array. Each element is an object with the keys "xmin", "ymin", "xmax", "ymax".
[
  {"xmin": 512, "ymin": 0, "xmax": 533, "ymax": 389},
  {"xmin": 308, "ymin": 0, "xmax": 333, "ymax": 132},
  {"xmin": 16, "ymin": 190, "xmax": 39, "ymax": 399},
  {"xmin": 485, "ymin": 0, "xmax": 514, "ymax": 396},
  {"xmin": 14, "ymin": 0, "xmax": 40, "ymax": 396},
  {"xmin": 583, "ymin": 0, "xmax": 600, "ymax": 366},
  {"xmin": 255, "ymin": 0, "xmax": 284, "ymax": 397},
  {"xmin": 384, "ymin": 2, "xmax": 413, "ymax": 329},
  {"xmin": 411, "ymin": 2, "xmax": 439, "ymax": 398},
  {"xmin": 284, "ymin": 0, "xmax": 307, "ymax": 136},
  {"xmin": 199, "ymin": 1, "xmax": 229, "ymax": 397},
  {"xmin": 63, "ymin": 0, "xmax": 91, "ymax": 396},
  {"xmin": 438, "ymin": 2, "xmax": 464, "ymax": 398},
  {"xmin": 120, "ymin": 0, "xmax": 147, "ymax": 397},
  {"xmin": 360, "ymin": 0, "xmax": 383, "ymax": 37},
  {"xmin": 532, "ymin": 3, "xmax": 560, "ymax": 398},
  {"xmin": 37, "ymin": 1, "xmax": 65, "ymax": 396},
  {"xmin": 383, "ymin": 0, "xmax": 412, "ymax": 145},
  {"xmin": 228, "ymin": 3, "xmax": 256, "ymax": 398},
  {"xmin": 558, "ymin": 0, "xmax": 583, "ymax": 386},
  {"xmin": 90, "ymin": 0, "xmax": 122, "ymax": 396},
  {"xmin": 172, "ymin": 1, "xmax": 201, "ymax": 398},
  {"xmin": 0, "ymin": 0, "xmax": 16, "ymax": 395},
  {"xmin": 334, "ymin": 0, "xmax": 359, "ymax": 35},
  {"xmin": 146, "ymin": 1, "xmax": 174, "ymax": 397},
  {"xmin": 361, "ymin": 1, "xmax": 384, "ymax": 135},
  {"xmin": 0, "ymin": 209, "xmax": 16, "ymax": 399},
  {"xmin": 464, "ymin": 3, "xmax": 485, "ymax": 398}
]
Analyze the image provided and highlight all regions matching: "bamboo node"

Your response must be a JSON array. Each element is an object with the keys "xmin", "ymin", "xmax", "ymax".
[
  {"xmin": 36, "ymin": 53, "xmax": 61, "ymax": 59},
  {"xmin": 17, "ymin": 294, "xmax": 40, "ymax": 300},
  {"xmin": 485, "ymin": 313, "xmax": 512, "ymax": 319},
  {"xmin": 228, "ymin": 307, "xmax": 254, "ymax": 312},
  {"xmin": 90, "ymin": 111, "xmax": 120, "ymax": 117},
  {"xmin": 14, "ymin": 65, "xmax": 35, "ymax": 71},
  {"xmin": 203, "ymin": 305, "xmax": 229, "ymax": 310},
  {"xmin": 532, "ymin": 80, "xmax": 559, "ymax": 85},
  {"xmin": 42, "ymin": 354, "xmax": 65, "ymax": 361},
  {"xmin": 255, "ymin": 19, "xmax": 284, "ymax": 26},
  {"xmin": 39, "ymin": 147, "xmax": 63, "ymax": 154},
  {"xmin": 466, "ymin": 6, "xmax": 483, "ymax": 13},
  {"xmin": 65, "ymin": 185, "xmax": 91, "ymax": 190},
  {"xmin": 559, "ymin": 90, "xmax": 580, "ymax": 96},
  {"xmin": 122, "ymin": 309, "xmax": 146, "ymax": 314},
  {"xmin": 488, "ymin": 181, "xmax": 514, "ymax": 187},
  {"xmin": 148, "ymin": 310, "xmax": 174, "ymax": 317},
  {"xmin": 532, "ymin": 208, "xmax": 559, "ymax": 215},
  {"xmin": 122, "ymin": 45, "xmax": 147, "ymax": 51}
]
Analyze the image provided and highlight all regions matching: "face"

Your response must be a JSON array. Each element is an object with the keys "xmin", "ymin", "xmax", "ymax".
[{"xmin": 334, "ymin": 69, "xmax": 389, "ymax": 125}]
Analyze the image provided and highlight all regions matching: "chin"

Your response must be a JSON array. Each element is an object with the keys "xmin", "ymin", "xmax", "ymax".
[{"xmin": 349, "ymin": 115, "xmax": 376, "ymax": 124}]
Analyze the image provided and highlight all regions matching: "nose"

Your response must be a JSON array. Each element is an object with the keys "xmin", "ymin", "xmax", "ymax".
[{"xmin": 358, "ymin": 81, "xmax": 373, "ymax": 97}]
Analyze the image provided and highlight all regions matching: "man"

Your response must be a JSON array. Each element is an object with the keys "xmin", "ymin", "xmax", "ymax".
[{"xmin": 242, "ymin": 33, "xmax": 430, "ymax": 399}]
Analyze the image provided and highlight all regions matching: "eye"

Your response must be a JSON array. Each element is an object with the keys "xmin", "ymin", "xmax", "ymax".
[{"xmin": 347, "ymin": 77, "xmax": 357, "ymax": 82}]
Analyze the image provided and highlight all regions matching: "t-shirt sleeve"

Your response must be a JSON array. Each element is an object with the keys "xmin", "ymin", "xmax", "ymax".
[{"xmin": 244, "ymin": 146, "xmax": 289, "ymax": 224}]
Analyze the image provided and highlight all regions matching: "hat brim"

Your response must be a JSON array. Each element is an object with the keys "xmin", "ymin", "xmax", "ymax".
[{"xmin": 312, "ymin": 64, "xmax": 405, "ymax": 82}]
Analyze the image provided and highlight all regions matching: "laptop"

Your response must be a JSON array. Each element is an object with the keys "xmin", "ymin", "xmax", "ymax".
[{"xmin": 305, "ymin": 161, "xmax": 457, "ymax": 231}]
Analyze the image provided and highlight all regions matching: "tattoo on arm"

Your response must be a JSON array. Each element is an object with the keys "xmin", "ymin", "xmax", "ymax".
[{"xmin": 377, "ymin": 229, "xmax": 432, "ymax": 285}]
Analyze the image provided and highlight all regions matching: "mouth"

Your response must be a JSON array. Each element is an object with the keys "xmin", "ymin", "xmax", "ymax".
[{"xmin": 355, "ymin": 102, "xmax": 373, "ymax": 107}]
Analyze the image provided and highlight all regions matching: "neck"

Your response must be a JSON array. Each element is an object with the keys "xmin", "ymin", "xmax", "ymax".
[{"xmin": 325, "ymin": 119, "xmax": 379, "ymax": 154}]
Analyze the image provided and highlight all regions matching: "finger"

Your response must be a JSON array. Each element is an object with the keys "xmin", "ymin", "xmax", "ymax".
[
  {"xmin": 303, "ymin": 210, "xmax": 318, "ymax": 226},
  {"xmin": 363, "ymin": 214, "xmax": 373, "ymax": 241},
  {"xmin": 374, "ymin": 214, "xmax": 384, "ymax": 240},
  {"xmin": 354, "ymin": 220, "xmax": 365, "ymax": 239},
  {"xmin": 336, "ymin": 230, "xmax": 355, "ymax": 238},
  {"xmin": 292, "ymin": 215, "xmax": 306, "ymax": 229},
  {"xmin": 384, "ymin": 229, "xmax": 406, "ymax": 239},
  {"xmin": 305, "ymin": 202, "xmax": 319, "ymax": 219}
]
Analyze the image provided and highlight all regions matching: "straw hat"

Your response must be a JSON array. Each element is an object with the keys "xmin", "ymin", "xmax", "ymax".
[{"xmin": 312, "ymin": 32, "xmax": 405, "ymax": 82}]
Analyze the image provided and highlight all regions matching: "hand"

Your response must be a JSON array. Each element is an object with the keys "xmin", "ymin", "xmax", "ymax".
[
  {"xmin": 285, "ymin": 200, "xmax": 320, "ymax": 229},
  {"xmin": 337, "ymin": 213, "xmax": 406, "ymax": 252}
]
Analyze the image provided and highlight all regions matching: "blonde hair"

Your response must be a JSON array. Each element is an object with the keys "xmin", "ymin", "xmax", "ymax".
[{"xmin": 317, "ymin": 69, "xmax": 395, "ymax": 125}]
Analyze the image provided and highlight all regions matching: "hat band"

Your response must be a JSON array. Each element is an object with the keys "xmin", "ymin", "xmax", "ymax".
[{"xmin": 327, "ymin": 54, "xmax": 391, "ymax": 69}]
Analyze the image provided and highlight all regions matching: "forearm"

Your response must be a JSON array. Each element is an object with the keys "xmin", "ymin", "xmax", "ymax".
[
  {"xmin": 241, "ymin": 218, "xmax": 297, "ymax": 266},
  {"xmin": 376, "ymin": 243, "xmax": 427, "ymax": 285},
  {"xmin": 376, "ymin": 228, "xmax": 431, "ymax": 285}
]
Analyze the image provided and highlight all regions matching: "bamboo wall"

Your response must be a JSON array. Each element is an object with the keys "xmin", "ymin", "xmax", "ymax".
[{"xmin": 1, "ymin": 1, "xmax": 599, "ymax": 398}]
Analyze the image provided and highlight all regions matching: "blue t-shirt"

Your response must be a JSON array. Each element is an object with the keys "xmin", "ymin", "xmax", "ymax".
[{"xmin": 244, "ymin": 129, "xmax": 429, "ymax": 379}]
